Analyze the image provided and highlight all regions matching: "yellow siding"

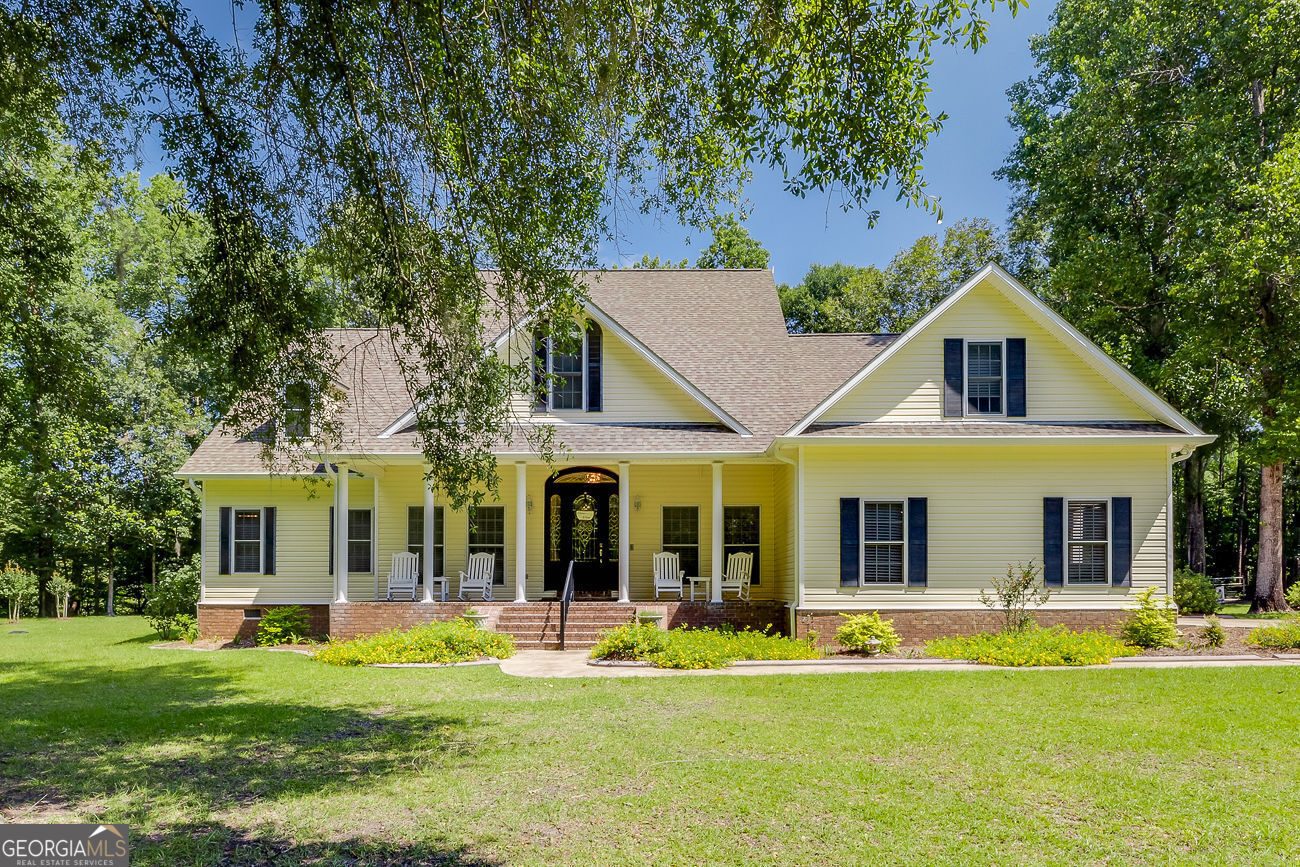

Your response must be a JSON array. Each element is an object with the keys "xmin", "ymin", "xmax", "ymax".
[
  {"xmin": 502, "ymin": 325, "xmax": 715, "ymax": 423},
  {"xmin": 800, "ymin": 443, "xmax": 1169, "ymax": 608},
  {"xmin": 823, "ymin": 280, "xmax": 1154, "ymax": 423},
  {"xmin": 202, "ymin": 477, "xmax": 338, "ymax": 604},
  {"xmin": 772, "ymin": 460, "xmax": 797, "ymax": 603}
]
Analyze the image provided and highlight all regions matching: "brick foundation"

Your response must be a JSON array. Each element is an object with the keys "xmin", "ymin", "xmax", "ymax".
[
  {"xmin": 329, "ymin": 601, "xmax": 488, "ymax": 640},
  {"xmin": 197, "ymin": 604, "xmax": 330, "ymax": 643},
  {"xmin": 793, "ymin": 608, "xmax": 1127, "ymax": 646}
]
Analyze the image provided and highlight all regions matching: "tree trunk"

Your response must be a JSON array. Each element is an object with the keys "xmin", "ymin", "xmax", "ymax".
[
  {"xmin": 1184, "ymin": 448, "xmax": 1207, "ymax": 574},
  {"xmin": 107, "ymin": 550, "xmax": 115, "ymax": 618},
  {"xmin": 1252, "ymin": 461, "xmax": 1290, "ymax": 613}
]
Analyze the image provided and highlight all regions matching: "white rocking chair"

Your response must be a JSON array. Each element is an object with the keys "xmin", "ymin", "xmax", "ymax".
[
  {"xmin": 653, "ymin": 551, "xmax": 685, "ymax": 600},
  {"xmin": 458, "ymin": 552, "xmax": 496, "ymax": 601},
  {"xmin": 386, "ymin": 551, "xmax": 420, "ymax": 601},
  {"xmin": 719, "ymin": 551, "xmax": 754, "ymax": 602}
]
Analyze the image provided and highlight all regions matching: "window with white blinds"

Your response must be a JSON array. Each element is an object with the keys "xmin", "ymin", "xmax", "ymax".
[
  {"xmin": 966, "ymin": 341, "xmax": 1004, "ymax": 415},
  {"xmin": 861, "ymin": 501, "xmax": 905, "ymax": 584},
  {"xmin": 1067, "ymin": 500, "xmax": 1109, "ymax": 584}
]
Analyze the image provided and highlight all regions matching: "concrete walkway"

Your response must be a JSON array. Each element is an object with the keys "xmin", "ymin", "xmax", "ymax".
[
  {"xmin": 496, "ymin": 649, "xmax": 1300, "ymax": 679},
  {"xmin": 1178, "ymin": 614, "xmax": 1297, "ymax": 629}
]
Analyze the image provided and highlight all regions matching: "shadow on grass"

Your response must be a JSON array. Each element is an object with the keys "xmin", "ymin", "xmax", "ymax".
[
  {"xmin": 0, "ymin": 657, "xmax": 482, "ymax": 851},
  {"xmin": 140, "ymin": 822, "xmax": 502, "ymax": 866}
]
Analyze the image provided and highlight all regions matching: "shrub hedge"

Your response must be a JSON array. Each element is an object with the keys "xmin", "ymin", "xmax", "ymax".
[
  {"xmin": 315, "ymin": 618, "xmax": 516, "ymax": 666},
  {"xmin": 590, "ymin": 622, "xmax": 820, "ymax": 669},
  {"xmin": 924, "ymin": 626, "xmax": 1139, "ymax": 667}
]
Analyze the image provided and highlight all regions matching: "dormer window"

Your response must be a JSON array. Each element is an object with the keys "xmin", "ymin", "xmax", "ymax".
[
  {"xmin": 533, "ymin": 321, "xmax": 603, "ymax": 412},
  {"xmin": 965, "ymin": 341, "xmax": 1004, "ymax": 415},
  {"xmin": 283, "ymin": 382, "xmax": 313, "ymax": 438}
]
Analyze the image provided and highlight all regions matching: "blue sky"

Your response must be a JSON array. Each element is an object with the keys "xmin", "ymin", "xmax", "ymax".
[{"xmin": 172, "ymin": 1, "xmax": 1057, "ymax": 285}]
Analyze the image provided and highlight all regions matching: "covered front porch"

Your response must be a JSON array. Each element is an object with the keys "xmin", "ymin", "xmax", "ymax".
[{"xmin": 325, "ymin": 458, "xmax": 794, "ymax": 609}]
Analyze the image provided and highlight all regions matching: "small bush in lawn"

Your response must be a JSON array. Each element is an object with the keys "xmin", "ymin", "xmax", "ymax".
[
  {"xmin": 836, "ymin": 612, "xmax": 901, "ymax": 653},
  {"xmin": 0, "ymin": 566, "xmax": 38, "ymax": 622},
  {"xmin": 1120, "ymin": 587, "xmax": 1181, "ymax": 648},
  {"xmin": 144, "ymin": 556, "xmax": 200, "ymax": 640},
  {"xmin": 925, "ymin": 626, "xmax": 1138, "ymax": 666},
  {"xmin": 315, "ymin": 619, "xmax": 516, "ymax": 666},
  {"xmin": 175, "ymin": 614, "xmax": 200, "ymax": 643},
  {"xmin": 1245, "ymin": 621, "xmax": 1300, "ymax": 650},
  {"xmin": 1173, "ymin": 568, "xmax": 1219, "ymax": 614},
  {"xmin": 590, "ymin": 623, "xmax": 820, "ymax": 669},
  {"xmin": 979, "ymin": 560, "xmax": 1051, "ymax": 633},
  {"xmin": 1286, "ymin": 582, "xmax": 1300, "ymax": 609},
  {"xmin": 1201, "ymin": 615, "xmax": 1227, "ymax": 649},
  {"xmin": 47, "ymin": 573, "xmax": 74, "ymax": 618}
]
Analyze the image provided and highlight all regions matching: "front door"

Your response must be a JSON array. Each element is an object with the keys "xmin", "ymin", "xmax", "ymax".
[{"xmin": 544, "ymin": 468, "xmax": 620, "ymax": 596}]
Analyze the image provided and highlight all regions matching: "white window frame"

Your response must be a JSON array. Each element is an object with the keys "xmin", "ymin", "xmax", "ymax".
[
  {"xmin": 1065, "ymin": 497, "xmax": 1111, "ymax": 586},
  {"xmin": 723, "ymin": 503, "xmax": 761, "ymax": 586},
  {"xmin": 231, "ymin": 507, "xmax": 264, "ymax": 575},
  {"xmin": 963, "ymin": 339, "xmax": 1006, "ymax": 417},
  {"xmin": 542, "ymin": 326, "xmax": 588, "ymax": 412},
  {"xmin": 346, "ymin": 507, "xmax": 374, "ymax": 575},
  {"xmin": 859, "ymin": 499, "xmax": 907, "ymax": 587},
  {"xmin": 468, "ymin": 504, "xmax": 507, "ymax": 585},
  {"xmin": 661, "ymin": 504, "xmax": 701, "ymax": 577}
]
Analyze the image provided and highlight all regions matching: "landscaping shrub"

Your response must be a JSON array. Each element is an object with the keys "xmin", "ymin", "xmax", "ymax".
[
  {"xmin": 1201, "ymin": 615, "xmax": 1227, "ymax": 649},
  {"xmin": 315, "ymin": 619, "xmax": 516, "ymax": 666},
  {"xmin": 47, "ymin": 573, "xmax": 74, "ymax": 618},
  {"xmin": 590, "ymin": 623, "xmax": 820, "ymax": 669},
  {"xmin": 836, "ymin": 612, "xmax": 901, "ymax": 653},
  {"xmin": 175, "ymin": 614, "xmax": 200, "ymax": 644},
  {"xmin": 979, "ymin": 560, "xmax": 1051, "ymax": 632},
  {"xmin": 1120, "ymin": 587, "xmax": 1182, "ymax": 648},
  {"xmin": 0, "ymin": 566, "xmax": 38, "ymax": 622},
  {"xmin": 1286, "ymin": 582, "xmax": 1300, "ymax": 609},
  {"xmin": 256, "ymin": 605, "xmax": 313, "ymax": 646},
  {"xmin": 1245, "ymin": 621, "xmax": 1300, "ymax": 650},
  {"xmin": 925, "ymin": 626, "xmax": 1139, "ymax": 666},
  {"xmin": 144, "ymin": 555, "xmax": 200, "ymax": 640},
  {"xmin": 1173, "ymin": 568, "xmax": 1219, "ymax": 614}
]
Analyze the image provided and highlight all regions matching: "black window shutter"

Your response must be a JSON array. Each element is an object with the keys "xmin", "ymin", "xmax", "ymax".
[
  {"xmin": 219, "ymin": 506, "xmax": 232, "ymax": 575},
  {"xmin": 907, "ymin": 497, "xmax": 928, "ymax": 586},
  {"xmin": 1111, "ymin": 497, "xmax": 1132, "ymax": 587},
  {"xmin": 943, "ymin": 338, "xmax": 964, "ymax": 417},
  {"xmin": 1007, "ymin": 337, "xmax": 1027, "ymax": 417},
  {"xmin": 586, "ymin": 321, "xmax": 602, "ymax": 411},
  {"xmin": 263, "ymin": 507, "xmax": 276, "ymax": 575},
  {"xmin": 532, "ymin": 328, "xmax": 547, "ymax": 411},
  {"xmin": 840, "ymin": 498, "xmax": 861, "ymax": 587},
  {"xmin": 1043, "ymin": 497, "xmax": 1064, "ymax": 586},
  {"xmin": 328, "ymin": 505, "xmax": 335, "ymax": 574}
]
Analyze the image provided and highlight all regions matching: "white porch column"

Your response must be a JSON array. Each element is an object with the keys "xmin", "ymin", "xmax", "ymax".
[
  {"xmin": 618, "ymin": 461, "xmax": 630, "ymax": 603},
  {"xmin": 372, "ymin": 475, "xmax": 380, "ymax": 601},
  {"xmin": 711, "ymin": 461, "xmax": 723, "ymax": 603},
  {"xmin": 335, "ymin": 461, "xmax": 349, "ymax": 603},
  {"xmin": 422, "ymin": 468, "xmax": 436, "ymax": 602},
  {"xmin": 515, "ymin": 461, "xmax": 528, "ymax": 602}
]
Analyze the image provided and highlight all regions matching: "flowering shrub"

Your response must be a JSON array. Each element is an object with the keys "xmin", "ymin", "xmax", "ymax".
[
  {"xmin": 315, "ymin": 618, "xmax": 516, "ymax": 666},
  {"xmin": 924, "ymin": 626, "xmax": 1139, "ymax": 667},
  {"xmin": 590, "ymin": 623, "xmax": 820, "ymax": 669},
  {"xmin": 1120, "ymin": 588, "xmax": 1181, "ymax": 648},
  {"xmin": 1245, "ymin": 621, "xmax": 1300, "ymax": 649},
  {"xmin": 836, "ymin": 612, "xmax": 901, "ymax": 653},
  {"xmin": 1173, "ymin": 568, "xmax": 1219, "ymax": 615}
]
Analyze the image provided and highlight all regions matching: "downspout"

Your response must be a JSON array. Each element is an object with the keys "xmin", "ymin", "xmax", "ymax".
[
  {"xmin": 773, "ymin": 446, "xmax": 804, "ymax": 637},
  {"xmin": 187, "ymin": 477, "xmax": 203, "ymax": 607},
  {"xmin": 323, "ymin": 462, "xmax": 338, "ymax": 602}
]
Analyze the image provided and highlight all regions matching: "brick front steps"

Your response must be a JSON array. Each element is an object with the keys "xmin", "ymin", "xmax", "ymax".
[{"xmin": 496, "ymin": 602, "xmax": 636, "ymax": 650}]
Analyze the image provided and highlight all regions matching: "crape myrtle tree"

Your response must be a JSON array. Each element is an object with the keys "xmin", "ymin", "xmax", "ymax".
[
  {"xmin": 0, "ymin": 0, "xmax": 1019, "ymax": 509},
  {"xmin": 1000, "ymin": 0, "xmax": 1300, "ymax": 611}
]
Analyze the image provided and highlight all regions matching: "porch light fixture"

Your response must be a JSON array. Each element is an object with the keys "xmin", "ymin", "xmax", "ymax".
[
  {"xmin": 526, "ymin": 495, "xmax": 533, "ymax": 513},
  {"xmin": 633, "ymin": 496, "xmax": 641, "ymax": 512}
]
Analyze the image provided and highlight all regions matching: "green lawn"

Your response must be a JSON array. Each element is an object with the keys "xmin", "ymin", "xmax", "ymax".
[
  {"xmin": 2, "ymin": 618, "xmax": 1298, "ymax": 865},
  {"xmin": 1216, "ymin": 602, "xmax": 1299, "ymax": 619}
]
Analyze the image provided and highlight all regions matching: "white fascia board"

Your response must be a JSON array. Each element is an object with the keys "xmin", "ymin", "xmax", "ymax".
[
  {"xmin": 785, "ymin": 262, "xmax": 1206, "ymax": 438},
  {"xmin": 379, "ymin": 298, "xmax": 752, "ymax": 438},
  {"xmin": 776, "ymin": 433, "xmax": 1218, "ymax": 448}
]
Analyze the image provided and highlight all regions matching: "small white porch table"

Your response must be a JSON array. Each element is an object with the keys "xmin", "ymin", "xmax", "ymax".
[
  {"xmin": 686, "ymin": 576, "xmax": 709, "ymax": 602},
  {"xmin": 427, "ymin": 577, "xmax": 449, "ymax": 602}
]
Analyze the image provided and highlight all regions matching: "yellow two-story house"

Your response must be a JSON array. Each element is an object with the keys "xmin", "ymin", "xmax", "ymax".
[{"xmin": 179, "ymin": 264, "xmax": 1212, "ymax": 646}]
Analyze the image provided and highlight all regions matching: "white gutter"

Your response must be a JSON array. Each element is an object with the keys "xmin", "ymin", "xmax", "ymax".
[{"xmin": 186, "ymin": 478, "xmax": 204, "ymax": 605}]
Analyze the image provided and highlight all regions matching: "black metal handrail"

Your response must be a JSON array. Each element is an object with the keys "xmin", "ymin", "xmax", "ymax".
[{"xmin": 558, "ymin": 561, "xmax": 575, "ymax": 650}]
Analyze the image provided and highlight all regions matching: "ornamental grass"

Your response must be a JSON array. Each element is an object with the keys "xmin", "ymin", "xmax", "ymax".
[
  {"xmin": 924, "ymin": 625, "xmax": 1139, "ymax": 667},
  {"xmin": 314, "ymin": 618, "xmax": 516, "ymax": 666},
  {"xmin": 590, "ymin": 622, "xmax": 821, "ymax": 669}
]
